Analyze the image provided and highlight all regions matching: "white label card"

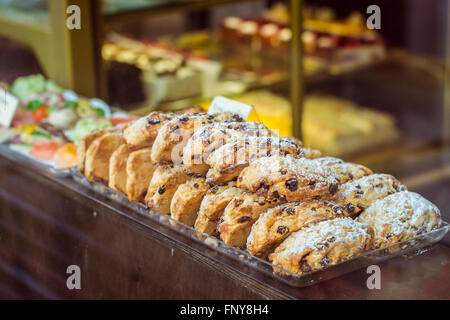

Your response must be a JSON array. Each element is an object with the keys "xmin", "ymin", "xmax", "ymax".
[
  {"xmin": 0, "ymin": 88, "xmax": 19, "ymax": 128},
  {"xmin": 208, "ymin": 96, "xmax": 253, "ymax": 120}
]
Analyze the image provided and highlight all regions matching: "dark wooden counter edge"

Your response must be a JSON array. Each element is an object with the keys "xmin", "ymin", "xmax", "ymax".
[{"xmin": 0, "ymin": 152, "xmax": 449, "ymax": 299}]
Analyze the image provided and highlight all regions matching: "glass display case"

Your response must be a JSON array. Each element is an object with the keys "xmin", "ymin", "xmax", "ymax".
[{"xmin": 0, "ymin": 0, "xmax": 449, "ymax": 300}]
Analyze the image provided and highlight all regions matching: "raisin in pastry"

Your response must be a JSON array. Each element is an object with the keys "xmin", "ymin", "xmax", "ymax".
[
  {"xmin": 205, "ymin": 136, "xmax": 303, "ymax": 185},
  {"xmin": 145, "ymin": 164, "xmax": 188, "ymax": 214},
  {"xmin": 151, "ymin": 112, "xmax": 243, "ymax": 164},
  {"xmin": 170, "ymin": 177, "xmax": 210, "ymax": 226},
  {"xmin": 357, "ymin": 191, "xmax": 441, "ymax": 248},
  {"xmin": 123, "ymin": 112, "xmax": 176, "ymax": 148},
  {"xmin": 247, "ymin": 200, "xmax": 350, "ymax": 258},
  {"xmin": 237, "ymin": 156, "xmax": 340, "ymax": 202},
  {"xmin": 333, "ymin": 173, "xmax": 406, "ymax": 216},
  {"xmin": 126, "ymin": 148, "xmax": 155, "ymax": 202},
  {"xmin": 269, "ymin": 218, "xmax": 374, "ymax": 276},
  {"xmin": 194, "ymin": 181, "xmax": 241, "ymax": 237},
  {"xmin": 217, "ymin": 192, "xmax": 285, "ymax": 248},
  {"xmin": 183, "ymin": 122, "xmax": 273, "ymax": 175}
]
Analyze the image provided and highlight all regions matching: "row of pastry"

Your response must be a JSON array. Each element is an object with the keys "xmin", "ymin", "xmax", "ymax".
[{"xmin": 76, "ymin": 110, "xmax": 442, "ymax": 276}]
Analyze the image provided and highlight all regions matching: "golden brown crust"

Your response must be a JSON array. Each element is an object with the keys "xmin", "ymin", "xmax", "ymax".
[
  {"xmin": 151, "ymin": 112, "xmax": 243, "ymax": 165},
  {"xmin": 269, "ymin": 218, "xmax": 374, "ymax": 276},
  {"xmin": 123, "ymin": 112, "xmax": 176, "ymax": 148},
  {"xmin": 84, "ymin": 132, "xmax": 125, "ymax": 184},
  {"xmin": 145, "ymin": 164, "xmax": 188, "ymax": 214},
  {"xmin": 205, "ymin": 137, "xmax": 303, "ymax": 185},
  {"xmin": 125, "ymin": 148, "xmax": 155, "ymax": 202},
  {"xmin": 247, "ymin": 200, "xmax": 349, "ymax": 258},
  {"xmin": 78, "ymin": 123, "xmax": 131, "ymax": 175},
  {"xmin": 170, "ymin": 177, "xmax": 210, "ymax": 226},
  {"xmin": 109, "ymin": 144, "xmax": 133, "ymax": 193},
  {"xmin": 194, "ymin": 181, "xmax": 240, "ymax": 237},
  {"xmin": 77, "ymin": 129, "xmax": 107, "ymax": 174},
  {"xmin": 217, "ymin": 192, "xmax": 285, "ymax": 248}
]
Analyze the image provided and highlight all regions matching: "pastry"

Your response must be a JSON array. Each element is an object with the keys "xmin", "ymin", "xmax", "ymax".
[
  {"xmin": 357, "ymin": 191, "xmax": 441, "ymax": 248},
  {"xmin": 301, "ymin": 147, "xmax": 322, "ymax": 159},
  {"xmin": 269, "ymin": 218, "xmax": 373, "ymax": 275},
  {"xmin": 247, "ymin": 200, "xmax": 350, "ymax": 258},
  {"xmin": 194, "ymin": 181, "xmax": 240, "ymax": 237},
  {"xmin": 145, "ymin": 164, "xmax": 188, "ymax": 214},
  {"xmin": 315, "ymin": 157, "xmax": 373, "ymax": 183},
  {"xmin": 123, "ymin": 112, "xmax": 176, "ymax": 148},
  {"xmin": 205, "ymin": 136, "xmax": 303, "ymax": 185},
  {"xmin": 151, "ymin": 112, "xmax": 243, "ymax": 164},
  {"xmin": 333, "ymin": 173, "xmax": 406, "ymax": 216},
  {"xmin": 183, "ymin": 122, "xmax": 273, "ymax": 175},
  {"xmin": 217, "ymin": 192, "xmax": 284, "ymax": 248},
  {"xmin": 84, "ymin": 132, "xmax": 125, "ymax": 184},
  {"xmin": 170, "ymin": 177, "xmax": 210, "ymax": 226},
  {"xmin": 109, "ymin": 144, "xmax": 134, "ymax": 193},
  {"xmin": 237, "ymin": 156, "xmax": 340, "ymax": 202},
  {"xmin": 78, "ymin": 122, "xmax": 131, "ymax": 175},
  {"xmin": 125, "ymin": 148, "xmax": 155, "ymax": 202},
  {"xmin": 77, "ymin": 128, "xmax": 107, "ymax": 174}
]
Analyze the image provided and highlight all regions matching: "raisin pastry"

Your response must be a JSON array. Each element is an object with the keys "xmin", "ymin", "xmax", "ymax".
[
  {"xmin": 194, "ymin": 181, "xmax": 241, "ymax": 237},
  {"xmin": 205, "ymin": 137, "xmax": 303, "ymax": 185},
  {"xmin": 302, "ymin": 147, "xmax": 322, "ymax": 159},
  {"xmin": 78, "ymin": 123, "xmax": 132, "ymax": 174},
  {"xmin": 247, "ymin": 200, "xmax": 350, "ymax": 258},
  {"xmin": 269, "ymin": 218, "xmax": 374, "ymax": 276},
  {"xmin": 316, "ymin": 157, "xmax": 373, "ymax": 184},
  {"xmin": 183, "ymin": 122, "xmax": 274, "ymax": 175},
  {"xmin": 333, "ymin": 173, "xmax": 405, "ymax": 216},
  {"xmin": 85, "ymin": 132, "xmax": 125, "ymax": 184},
  {"xmin": 170, "ymin": 177, "xmax": 210, "ymax": 226},
  {"xmin": 151, "ymin": 112, "xmax": 243, "ymax": 164},
  {"xmin": 145, "ymin": 164, "xmax": 188, "ymax": 214},
  {"xmin": 237, "ymin": 156, "xmax": 340, "ymax": 202},
  {"xmin": 77, "ymin": 128, "xmax": 107, "ymax": 174},
  {"xmin": 126, "ymin": 148, "xmax": 155, "ymax": 202},
  {"xmin": 357, "ymin": 191, "xmax": 441, "ymax": 248},
  {"xmin": 283, "ymin": 137, "xmax": 322, "ymax": 160},
  {"xmin": 218, "ymin": 192, "xmax": 285, "ymax": 248},
  {"xmin": 109, "ymin": 144, "xmax": 134, "ymax": 193},
  {"xmin": 123, "ymin": 112, "xmax": 176, "ymax": 148}
]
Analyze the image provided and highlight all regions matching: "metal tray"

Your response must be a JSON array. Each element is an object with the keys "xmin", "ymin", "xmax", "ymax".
[
  {"xmin": 0, "ymin": 144, "xmax": 72, "ymax": 177},
  {"xmin": 70, "ymin": 168, "xmax": 449, "ymax": 287}
]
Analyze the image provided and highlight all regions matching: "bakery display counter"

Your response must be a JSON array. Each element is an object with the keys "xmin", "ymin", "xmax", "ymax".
[{"xmin": 0, "ymin": 150, "xmax": 449, "ymax": 299}]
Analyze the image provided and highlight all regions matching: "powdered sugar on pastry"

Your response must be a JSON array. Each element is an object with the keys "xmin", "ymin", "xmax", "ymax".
[
  {"xmin": 269, "ymin": 218, "xmax": 373, "ymax": 275},
  {"xmin": 357, "ymin": 191, "xmax": 441, "ymax": 248}
]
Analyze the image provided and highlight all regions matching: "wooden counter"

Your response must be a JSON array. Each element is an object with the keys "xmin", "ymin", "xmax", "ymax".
[{"xmin": 0, "ymin": 153, "xmax": 449, "ymax": 299}]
